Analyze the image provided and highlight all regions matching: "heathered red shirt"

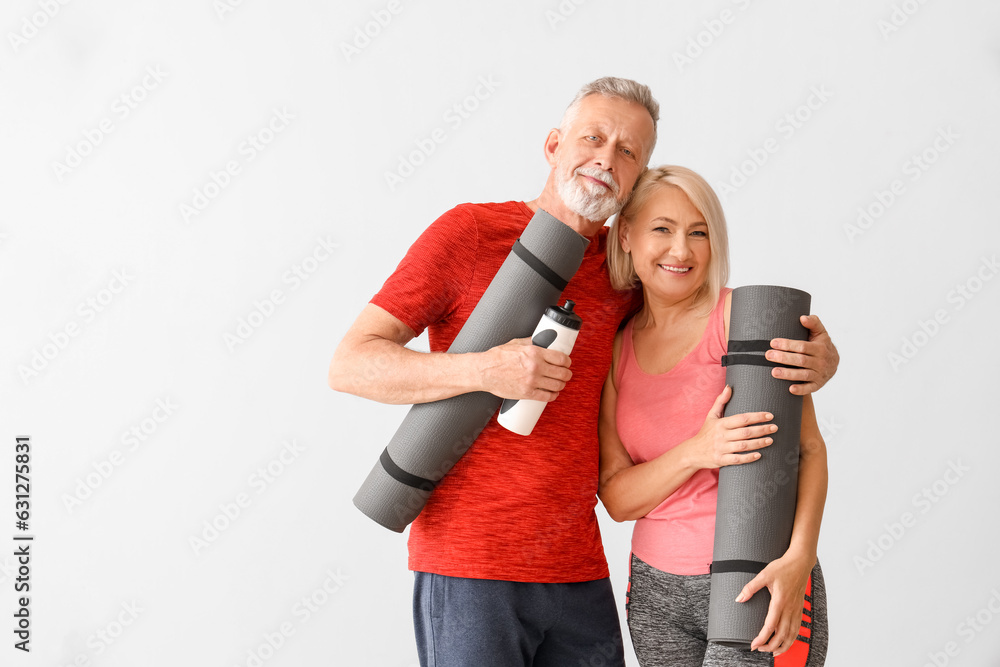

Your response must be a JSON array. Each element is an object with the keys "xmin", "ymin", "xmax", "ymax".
[{"xmin": 371, "ymin": 201, "xmax": 637, "ymax": 583}]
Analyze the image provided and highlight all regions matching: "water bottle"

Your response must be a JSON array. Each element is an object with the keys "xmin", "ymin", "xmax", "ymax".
[{"xmin": 497, "ymin": 300, "xmax": 583, "ymax": 436}]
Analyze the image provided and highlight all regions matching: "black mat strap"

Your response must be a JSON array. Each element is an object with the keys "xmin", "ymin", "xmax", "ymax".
[
  {"xmin": 380, "ymin": 448, "xmax": 437, "ymax": 491},
  {"xmin": 710, "ymin": 559, "xmax": 768, "ymax": 575},
  {"xmin": 721, "ymin": 354, "xmax": 800, "ymax": 370},
  {"xmin": 512, "ymin": 239, "xmax": 569, "ymax": 291},
  {"xmin": 727, "ymin": 339, "xmax": 773, "ymax": 353}
]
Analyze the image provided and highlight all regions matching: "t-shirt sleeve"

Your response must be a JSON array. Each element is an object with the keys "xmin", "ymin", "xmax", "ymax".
[{"xmin": 370, "ymin": 206, "xmax": 478, "ymax": 338}]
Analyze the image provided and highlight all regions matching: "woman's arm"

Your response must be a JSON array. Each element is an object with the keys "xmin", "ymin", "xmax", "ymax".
[
  {"xmin": 739, "ymin": 394, "xmax": 828, "ymax": 655},
  {"xmin": 598, "ymin": 364, "xmax": 699, "ymax": 522},
  {"xmin": 786, "ymin": 395, "xmax": 828, "ymax": 563},
  {"xmin": 597, "ymin": 329, "xmax": 672, "ymax": 522}
]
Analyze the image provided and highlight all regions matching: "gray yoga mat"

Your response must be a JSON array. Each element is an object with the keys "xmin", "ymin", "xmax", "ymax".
[
  {"xmin": 707, "ymin": 285, "xmax": 811, "ymax": 648},
  {"xmin": 353, "ymin": 209, "xmax": 588, "ymax": 532}
]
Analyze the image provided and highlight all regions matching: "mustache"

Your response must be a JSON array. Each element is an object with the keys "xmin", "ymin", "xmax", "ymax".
[{"xmin": 575, "ymin": 167, "xmax": 619, "ymax": 195}]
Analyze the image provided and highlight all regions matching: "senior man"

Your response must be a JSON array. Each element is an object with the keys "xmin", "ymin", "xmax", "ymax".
[{"xmin": 330, "ymin": 77, "xmax": 838, "ymax": 666}]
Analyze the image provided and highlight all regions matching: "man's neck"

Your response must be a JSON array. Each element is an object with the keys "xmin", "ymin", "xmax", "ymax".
[{"xmin": 524, "ymin": 194, "xmax": 606, "ymax": 239}]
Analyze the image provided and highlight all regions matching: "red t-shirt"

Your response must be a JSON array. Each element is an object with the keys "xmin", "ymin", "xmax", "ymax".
[{"xmin": 371, "ymin": 201, "xmax": 637, "ymax": 583}]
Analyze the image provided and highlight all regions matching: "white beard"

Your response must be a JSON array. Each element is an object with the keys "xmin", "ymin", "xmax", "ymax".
[{"xmin": 556, "ymin": 166, "xmax": 623, "ymax": 222}]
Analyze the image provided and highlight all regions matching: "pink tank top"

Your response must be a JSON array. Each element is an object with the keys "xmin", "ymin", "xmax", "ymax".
[{"xmin": 615, "ymin": 288, "xmax": 730, "ymax": 575}]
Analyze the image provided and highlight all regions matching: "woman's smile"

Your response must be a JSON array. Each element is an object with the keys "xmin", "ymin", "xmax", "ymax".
[{"xmin": 658, "ymin": 263, "xmax": 692, "ymax": 275}]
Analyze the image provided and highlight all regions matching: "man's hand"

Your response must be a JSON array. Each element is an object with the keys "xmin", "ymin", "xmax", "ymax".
[
  {"xmin": 479, "ymin": 338, "xmax": 572, "ymax": 402},
  {"xmin": 766, "ymin": 314, "xmax": 839, "ymax": 395}
]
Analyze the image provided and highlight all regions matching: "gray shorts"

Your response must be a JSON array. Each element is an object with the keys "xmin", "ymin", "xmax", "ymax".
[{"xmin": 626, "ymin": 554, "xmax": 828, "ymax": 667}]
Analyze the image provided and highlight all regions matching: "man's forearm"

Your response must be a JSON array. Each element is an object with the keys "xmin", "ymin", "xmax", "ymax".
[
  {"xmin": 329, "ymin": 338, "xmax": 484, "ymax": 405},
  {"xmin": 329, "ymin": 303, "xmax": 571, "ymax": 405}
]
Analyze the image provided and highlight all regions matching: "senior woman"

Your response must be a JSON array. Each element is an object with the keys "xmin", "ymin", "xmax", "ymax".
[{"xmin": 598, "ymin": 166, "xmax": 829, "ymax": 667}]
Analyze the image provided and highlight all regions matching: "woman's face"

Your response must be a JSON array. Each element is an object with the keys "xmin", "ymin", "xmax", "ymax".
[{"xmin": 619, "ymin": 185, "xmax": 711, "ymax": 304}]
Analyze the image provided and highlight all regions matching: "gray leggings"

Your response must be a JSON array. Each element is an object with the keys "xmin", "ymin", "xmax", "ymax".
[{"xmin": 626, "ymin": 554, "xmax": 828, "ymax": 667}]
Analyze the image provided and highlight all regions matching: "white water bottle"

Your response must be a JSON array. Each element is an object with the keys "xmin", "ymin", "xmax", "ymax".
[{"xmin": 497, "ymin": 300, "xmax": 583, "ymax": 436}]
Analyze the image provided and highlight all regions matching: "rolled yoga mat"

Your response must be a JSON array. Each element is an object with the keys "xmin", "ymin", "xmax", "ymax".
[
  {"xmin": 353, "ymin": 209, "xmax": 589, "ymax": 532},
  {"xmin": 707, "ymin": 285, "xmax": 811, "ymax": 648}
]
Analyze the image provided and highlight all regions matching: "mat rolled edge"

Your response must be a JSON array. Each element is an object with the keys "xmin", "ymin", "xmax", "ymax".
[
  {"xmin": 353, "ymin": 209, "xmax": 588, "ymax": 532},
  {"xmin": 707, "ymin": 285, "xmax": 811, "ymax": 647}
]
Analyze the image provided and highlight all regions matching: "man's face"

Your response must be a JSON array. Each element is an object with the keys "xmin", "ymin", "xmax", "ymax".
[{"xmin": 550, "ymin": 95, "xmax": 654, "ymax": 222}]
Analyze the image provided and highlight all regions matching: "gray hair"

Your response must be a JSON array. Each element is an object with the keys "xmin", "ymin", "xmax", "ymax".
[{"xmin": 560, "ymin": 77, "xmax": 660, "ymax": 164}]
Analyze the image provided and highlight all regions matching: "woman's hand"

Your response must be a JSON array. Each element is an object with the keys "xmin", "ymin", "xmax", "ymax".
[
  {"xmin": 736, "ymin": 550, "xmax": 816, "ymax": 655},
  {"xmin": 685, "ymin": 385, "xmax": 777, "ymax": 469}
]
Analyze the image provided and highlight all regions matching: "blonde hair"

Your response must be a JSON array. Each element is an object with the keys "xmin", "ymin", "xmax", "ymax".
[{"xmin": 607, "ymin": 165, "xmax": 730, "ymax": 312}]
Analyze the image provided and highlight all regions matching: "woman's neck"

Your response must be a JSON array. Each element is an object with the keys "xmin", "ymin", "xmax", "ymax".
[{"xmin": 635, "ymin": 287, "xmax": 707, "ymax": 330}]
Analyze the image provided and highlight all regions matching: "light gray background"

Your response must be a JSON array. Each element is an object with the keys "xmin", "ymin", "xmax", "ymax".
[{"xmin": 3, "ymin": 1, "xmax": 999, "ymax": 665}]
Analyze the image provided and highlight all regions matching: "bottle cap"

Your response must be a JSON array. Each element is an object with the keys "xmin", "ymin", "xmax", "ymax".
[{"xmin": 544, "ymin": 300, "xmax": 583, "ymax": 330}]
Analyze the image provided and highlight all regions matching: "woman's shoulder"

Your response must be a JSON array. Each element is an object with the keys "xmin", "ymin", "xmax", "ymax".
[
  {"xmin": 721, "ymin": 287, "xmax": 732, "ymax": 347},
  {"xmin": 610, "ymin": 317, "xmax": 635, "ymax": 390}
]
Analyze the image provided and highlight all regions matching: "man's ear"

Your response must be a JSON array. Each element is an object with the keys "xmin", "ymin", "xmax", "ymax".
[{"xmin": 543, "ymin": 128, "xmax": 561, "ymax": 168}]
